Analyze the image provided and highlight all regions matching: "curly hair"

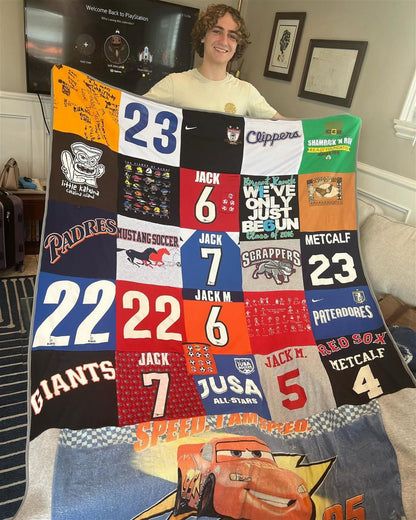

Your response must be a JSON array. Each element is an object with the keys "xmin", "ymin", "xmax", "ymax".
[{"xmin": 191, "ymin": 4, "xmax": 251, "ymax": 62}]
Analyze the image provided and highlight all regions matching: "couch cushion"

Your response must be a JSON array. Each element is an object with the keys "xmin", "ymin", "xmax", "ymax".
[
  {"xmin": 360, "ymin": 214, "xmax": 416, "ymax": 306},
  {"xmin": 357, "ymin": 197, "xmax": 383, "ymax": 227}
]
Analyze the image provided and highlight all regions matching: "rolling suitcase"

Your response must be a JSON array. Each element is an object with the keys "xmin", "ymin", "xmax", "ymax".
[{"xmin": 0, "ymin": 188, "xmax": 24, "ymax": 272}]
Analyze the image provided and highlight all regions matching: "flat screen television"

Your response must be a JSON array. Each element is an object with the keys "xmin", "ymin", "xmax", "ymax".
[{"xmin": 24, "ymin": 0, "xmax": 199, "ymax": 95}]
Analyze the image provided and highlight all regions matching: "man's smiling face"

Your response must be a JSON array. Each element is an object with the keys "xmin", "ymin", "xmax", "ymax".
[{"xmin": 202, "ymin": 12, "xmax": 239, "ymax": 66}]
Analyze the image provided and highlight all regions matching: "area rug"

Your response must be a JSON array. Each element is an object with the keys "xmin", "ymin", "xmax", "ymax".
[{"xmin": 0, "ymin": 275, "xmax": 35, "ymax": 520}]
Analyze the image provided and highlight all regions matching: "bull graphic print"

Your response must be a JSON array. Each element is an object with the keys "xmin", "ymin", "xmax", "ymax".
[{"xmin": 252, "ymin": 259, "xmax": 295, "ymax": 285}]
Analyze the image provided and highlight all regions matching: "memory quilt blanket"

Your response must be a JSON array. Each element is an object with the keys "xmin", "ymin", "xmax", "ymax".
[{"xmin": 18, "ymin": 65, "xmax": 416, "ymax": 520}]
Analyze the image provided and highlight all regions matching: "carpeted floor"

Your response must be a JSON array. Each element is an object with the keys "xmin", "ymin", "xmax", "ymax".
[{"xmin": 0, "ymin": 276, "xmax": 35, "ymax": 520}]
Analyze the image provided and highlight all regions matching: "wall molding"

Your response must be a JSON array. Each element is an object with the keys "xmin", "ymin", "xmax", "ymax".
[
  {"xmin": 356, "ymin": 161, "xmax": 416, "ymax": 226},
  {"xmin": 394, "ymin": 118, "xmax": 416, "ymax": 144},
  {"xmin": 393, "ymin": 69, "xmax": 416, "ymax": 144}
]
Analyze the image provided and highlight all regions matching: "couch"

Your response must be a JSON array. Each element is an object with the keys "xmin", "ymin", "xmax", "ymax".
[{"xmin": 358, "ymin": 197, "xmax": 416, "ymax": 375}]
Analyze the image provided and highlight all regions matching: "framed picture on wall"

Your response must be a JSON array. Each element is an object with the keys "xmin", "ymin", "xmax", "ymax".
[
  {"xmin": 298, "ymin": 39, "xmax": 368, "ymax": 107},
  {"xmin": 264, "ymin": 12, "xmax": 306, "ymax": 82}
]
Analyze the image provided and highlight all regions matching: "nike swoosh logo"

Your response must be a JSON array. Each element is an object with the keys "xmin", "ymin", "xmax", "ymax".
[
  {"xmin": 185, "ymin": 125, "xmax": 197, "ymax": 130},
  {"xmin": 312, "ymin": 298, "xmax": 323, "ymax": 303}
]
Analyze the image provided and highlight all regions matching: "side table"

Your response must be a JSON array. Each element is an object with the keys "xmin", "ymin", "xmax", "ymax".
[{"xmin": 15, "ymin": 190, "xmax": 46, "ymax": 254}]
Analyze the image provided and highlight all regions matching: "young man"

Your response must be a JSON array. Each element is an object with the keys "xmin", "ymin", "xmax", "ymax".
[{"xmin": 143, "ymin": 4, "xmax": 285, "ymax": 119}]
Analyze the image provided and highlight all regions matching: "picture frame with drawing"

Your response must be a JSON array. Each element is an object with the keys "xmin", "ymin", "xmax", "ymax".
[
  {"xmin": 298, "ymin": 39, "xmax": 368, "ymax": 107},
  {"xmin": 264, "ymin": 12, "xmax": 306, "ymax": 82}
]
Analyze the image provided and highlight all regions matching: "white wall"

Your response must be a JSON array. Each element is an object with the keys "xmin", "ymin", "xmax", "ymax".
[
  {"xmin": 240, "ymin": 0, "xmax": 416, "ymax": 182},
  {"xmin": 0, "ymin": 0, "xmax": 26, "ymax": 94}
]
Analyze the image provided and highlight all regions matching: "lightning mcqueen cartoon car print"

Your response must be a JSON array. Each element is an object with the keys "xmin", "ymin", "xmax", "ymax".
[{"xmin": 174, "ymin": 436, "xmax": 314, "ymax": 519}]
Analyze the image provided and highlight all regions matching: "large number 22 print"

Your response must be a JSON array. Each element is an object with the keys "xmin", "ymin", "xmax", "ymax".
[
  {"xmin": 33, "ymin": 277, "xmax": 185, "ymax": 351},
  {"xmin": 119, "ymin": 98, "xmax": 182, "ymax": 165},
  {"xmin": 32, "ymin": 276, "xmax": 116, "ymax": 350}
]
